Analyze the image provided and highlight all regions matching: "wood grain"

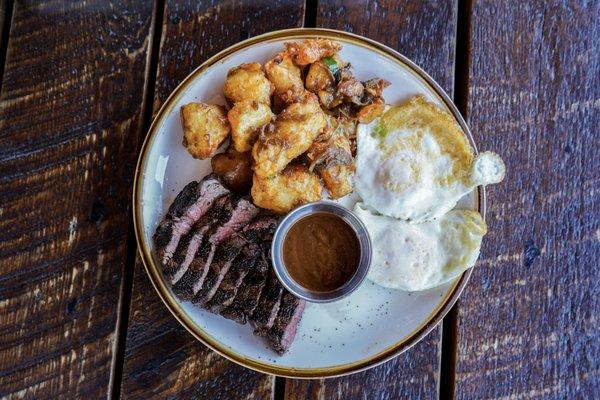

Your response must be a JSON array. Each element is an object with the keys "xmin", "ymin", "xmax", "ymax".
[
  {"xmin": 119, "ymin": 1, "xmax": 305, "ymax": 398},
  {"xmin": 453, "ymin": 0, "xmax": 600, "ymax": 398},
  {"xmin": 285, "ymin": 1, "xmax": 457, "ymax": 398},
  {"xmin": 0, "ymin": 0, "xmax": 154, "ymax": 398}
]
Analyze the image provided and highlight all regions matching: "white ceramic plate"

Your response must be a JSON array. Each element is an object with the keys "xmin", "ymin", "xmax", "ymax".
[{"xmin": 133, "ymin": 28, "xmax": 484, "ymax": 377}]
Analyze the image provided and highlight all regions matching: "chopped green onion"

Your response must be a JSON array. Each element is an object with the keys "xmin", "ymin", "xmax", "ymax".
[
  {"xmin": 372, "ymin": 123, "xmax": 388, "ymax": 139},
  {"xmin": 322, "ymin": 56, "xmax": 339, "ymax": 75}
]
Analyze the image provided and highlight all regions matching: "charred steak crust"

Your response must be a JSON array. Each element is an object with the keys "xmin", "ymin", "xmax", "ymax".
[
  {"xmin": 242, "ymin": 215, "xmax": 278, "ymax": 242},
  {"xmin": 210, "ymin": 216, "xmax": 278, "ymax": 312},
  {"xmin": 220, "ymin": 252, "xmax": 269, "ymax": 324},
  {"xmin": 205, "ymin": 242, "xmax": 260, "ymax": 313},
  {"xmin": 192, "ymin": 234, "xmax": 246, "ymax": 305},
  {"xmin": 154, "ymin": 175, "xmax": 229, "ymax": 266},
  {"xmin": 173, "ymin": 196, "xmax": 259, "ymax": 299},
  {"xmin": 262, "ymin": 291, "xmax": 306, "ymax": 354},
  {"xmin": 170, "ymin": 195, "xmax": 230, "ymax": 299},
  {"xmin": 154, "ymin": 181, "xmax": 199, "ymax": 257},
  {"xmin": 250, "ymin": 267, "xmax": 283, "ymax": 331}
]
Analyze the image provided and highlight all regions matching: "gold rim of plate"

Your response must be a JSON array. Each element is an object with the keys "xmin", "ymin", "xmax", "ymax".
[{"xmin": 132, "ymin": 28, "xmax": 486, "ymax": 378}]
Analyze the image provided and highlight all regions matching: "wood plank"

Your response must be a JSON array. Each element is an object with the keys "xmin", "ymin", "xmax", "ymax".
[
  {"xmin": 0, "ymin": 0, "xmax": 8, "ymax": 61},
  {"xmin": 119, "ymin": 1, "xmax": 305, "ymax": 398},
  {"xmin": 453, "ymin": 1, "xmax": 600, "ymax": 398},
  {"xmin": 0, "ymin": 1, "xmax": 154, "ymax": 398},
  {"xmin": 285, "ymin": 1, "xmax": 457, "ymax": 398}
]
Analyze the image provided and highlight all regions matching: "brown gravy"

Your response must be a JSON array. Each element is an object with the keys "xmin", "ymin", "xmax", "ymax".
[{"xmin": 282, "ymin": 212, "xmax": 360, "ymax": 292}]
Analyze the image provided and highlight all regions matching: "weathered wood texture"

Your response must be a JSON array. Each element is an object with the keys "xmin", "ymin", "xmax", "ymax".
[
  {"xmin": 285, "ymin": 1, "xmax": 457, "ymax": 398},
  {"xmin": 0, "ymin": 1, "xmax": 154, "ymax": 398},
  {"xmin": 119, "ymin": 1, "xmax": 305, "ymax": 398},
  {"xmin": 453, "ymin": 1, "xmax": 600, "ymax": 399},
  {"xmin": 0, "ymin": 0, "xmax": 8, "ymax": 64}
]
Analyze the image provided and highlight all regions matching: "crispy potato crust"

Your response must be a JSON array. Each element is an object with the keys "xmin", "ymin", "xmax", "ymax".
[
  {"xmin": 252, "ymin": 94, "xmax": 326, "ymax": 178},
  {"xmin": 180, "ymin": 103, "xmax": 230, "ymax": 159},
  {"xmin": 228, "ymin": 100, "xmax": 273, "ymax": 152},
  {"xmin": 251, "ymin": 164, "xmax": 322, "ymax": 213},
  {"xmin": 223, "ymin": 62, "xmax": 274, "ymax": 105},
  {"xmin": 264, "ymin": 52, "xmax": 306, "ymax": 109},
  {"xmin": 284, "ymin": 39, "xmax": 342, "ymax": 65}
]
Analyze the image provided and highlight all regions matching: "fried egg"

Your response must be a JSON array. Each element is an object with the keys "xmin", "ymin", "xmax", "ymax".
[
  {"xmin": 355, "ymin": 96, "xmax": 505, "ymax": 222},
  {"xmin": 354, "ymin": 204, "xmax": 487, "ymax": 291}
]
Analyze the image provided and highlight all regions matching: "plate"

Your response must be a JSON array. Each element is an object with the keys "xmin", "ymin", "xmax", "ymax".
[{"xmin": 133, "ymin": 28, "xmax": 484, "ymax": 378}]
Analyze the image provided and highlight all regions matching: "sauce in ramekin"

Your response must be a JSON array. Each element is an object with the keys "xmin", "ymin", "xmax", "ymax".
[{"xmin": 282, "ymin": 212, "xmax": 360, "ymax": 292}]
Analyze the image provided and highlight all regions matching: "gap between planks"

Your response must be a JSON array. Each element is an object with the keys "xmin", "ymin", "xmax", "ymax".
[
  {"xmin": 439, "ymin": 1, "xmax": 473, "ymax": 399},
  {"xmin": 0, "ymin": 0, "xmax": 15, "ymax": 95},
  {"xmin": 108, "ymin": 0, "xmax": 166, "ymax": 399}
]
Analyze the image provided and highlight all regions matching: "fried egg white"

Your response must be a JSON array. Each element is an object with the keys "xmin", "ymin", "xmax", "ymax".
[
  {"xmin": 355, "ymin": 96, "xmax": 505, "ymax": 222},
  {"xmin": 354, "ymin": 204, "xmax": 487, "ymax": 291}
]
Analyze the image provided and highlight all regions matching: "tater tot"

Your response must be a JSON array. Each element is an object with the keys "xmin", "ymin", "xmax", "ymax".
[
  {"xmin": 264, "ymin": 52, "xmax": 306, "ymax": 109},
  {"xmin": 251, "ymin": 164, "xmax": 322, "ymax": 213},
  {"xmin": 227, "ymin": 100, "xmax": 274, "ymax": 152},
  {"xmin": 223, "ymin": 62, "xmax": 274, "ymax": 105},
  {"xmin": 284, "ymin": 39, "xmax": 342, "ymax": 65},
  {"xmin": 180, "ymin": 103, "xmax": 230, "ymax": 159},
  {"xmin": 252, "ymin": 94, "xmax": 326, "ymax": 178}
]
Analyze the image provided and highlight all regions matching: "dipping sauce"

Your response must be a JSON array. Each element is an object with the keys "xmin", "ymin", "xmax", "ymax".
[{"xmin": 282, "ymin": 212, "xmax": 360, "ymax": 292}]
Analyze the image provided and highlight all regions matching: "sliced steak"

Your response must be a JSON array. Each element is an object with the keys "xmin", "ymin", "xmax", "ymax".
[
  {"xmin": 205, "ymin": 242, "xmax": 260, "ymax": 313},
  {"xmin": 163, "ymin": 196, "xmax": 228, "ymax": 284},
  {"xmin": 154, "ymin": 181, "xmax": 198, "ymax": 262},
  {"xmin": 241, "ymin": 215, "xmax": 278, "ymax": 243},
  {"xmin": 261, "ymin": 291, "xmax": 306, "ymax": 354},
  {"xmin": 154, "ymin": 175, "xmax": 228, "ymax": 265},
  {"xmin": 206, "ymin": 215, "xmax": 277, "ymax": 312},
  {"xmin": 220, "ymin": 251, "xmax": 269, "ymax": 324},
  {"xmin": 173, "ymin": 196, "xmax": 258, "ymax": 299},
  {"xmin": 250, "ymin": 267, "xmax": 283, "ymax": 331},
  {"xmin": 192, "ymin": 235, "xmax": 246, "ymax": 305}
]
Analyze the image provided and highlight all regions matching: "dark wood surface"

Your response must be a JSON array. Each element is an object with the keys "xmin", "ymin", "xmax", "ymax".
[
  {"xmin": 285, "ymin": 1, "xmax": 457, "ymax": 398},
  {"xmin": 452, "ymin": 1, "xmax": 600, "ymax": 398},
  {"xmin": 0, "ymin": 1, "xmax": 598, "ymax": 399},
  {"xmin": 0, "ymin": 1, "xmax": 154, "ymax": 398}
]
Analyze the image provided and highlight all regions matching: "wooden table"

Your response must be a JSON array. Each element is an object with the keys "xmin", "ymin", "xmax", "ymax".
[{"xmin": 0, "ymin": 1, "xmax": 598, "ymax": 398}]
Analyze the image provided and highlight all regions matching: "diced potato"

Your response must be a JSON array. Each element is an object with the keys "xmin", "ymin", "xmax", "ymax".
[
  {"xmin": 284, "ymin": 39, "xmax": 342, "ymax": 65},
  {"xmin": 211, "ymin": 150, "xmax": 253, "ymax": 194},
  {"xmin": 252, "ymin": 94, "xmax": 326, "ymax": 178},
  {"xmin": 251, "ymin": 164, "xmax": 322, "ymax": 213},
  {"xmin": 227, "ymin": 100, "xmax": 274, "ymax": 152},
  {"xmin": 180, "ymin": 103, "xmax": 230, "ymax": 159},
  {"xmin": 223, "ymin": 62, "xmax": 274, "ymax": 105},
  {"xmin": 264, "ymin": 52, "xmax": 305, "ymax": 109}
]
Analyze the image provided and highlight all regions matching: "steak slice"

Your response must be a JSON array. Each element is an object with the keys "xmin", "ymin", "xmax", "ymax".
[
  {"xmin": 261, "ymin": 291, "xmax": 306, "ymax": 354},
  {"xmin": 220, "ymin": 251, "xmax": 269, "ymax": 324},
  {"xmin": 154, "ymin": 181, "xmax": 198, "ymax": 262},
  {"xmin": 241, "ymin": 215, "xmax": 278, "ymax": 243},
  {"xmin": 163, "ymin": 196, "xmax": 227, "ymax": 284},
  {"xmin": 207, "ymin": 215, "xmax": 277, "ymax": 312},
  {"xmin": 250, "ymin": 266, "xmax": 283, "ymax": 331},
  {"xmin": 173, "ymin": 196, "xmax": 258, "ymax": 299},
  {"xmin": 205, "ymin": 242, "xmax": 260, "ymax": 313},
  {"xmin": 192, "ymin": 235, "xmax": 246, "ymax": 305},
  {"xmin": 154, "ymin": 175, "xmax": 228, "ymax": 265}
]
